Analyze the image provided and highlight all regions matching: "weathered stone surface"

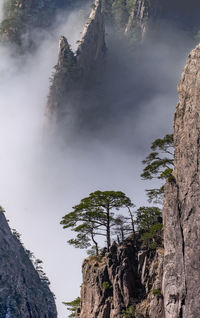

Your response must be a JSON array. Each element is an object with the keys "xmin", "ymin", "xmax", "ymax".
[
  {"xmin": 78, "ymin": 238, "xmax": 164, "ymax": 318},
  {"xmin": 46, "ymin": 0, "xmax": 106, "ymax": 120},
  {"xmin": 125, "ymin": 0, "xmax": 200, "ymax": 40},
  {"xmin": 0, "ymin": 210, "xmax": 57, "ymax": 317},
  {"xmin": 76, "ymin": 0, "xmax": 106, "ymax": 78},
  {"xmin": 79, "ymin": 240, "xmax": 139, "ymax": 318},
  {"xmin": 135, "ymin": 248, "xmax": 164, "ymax": 318},
  {"xmin": 163, "ymin": 43, "xmax": 200, "ymax": 318},
  {"xmin": 125, "ymin": 0, "xmax": 162, "ymax": 41}
]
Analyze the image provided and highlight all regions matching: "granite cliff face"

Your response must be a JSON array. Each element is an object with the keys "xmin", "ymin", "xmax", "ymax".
[
  {"xmin": 0, "ymin": 210, "xmax": 57, "ymax": 317},
  {"xmin": 78, "ymin": 238, "xmax": 164, "ymax": 318},
  {"xmin": 162, "ymin": 43, "xmax": 200, "ymax": 318},
  {"xmin": 124, "ymin": 0, "xmax": 200, "ymax": 40},
  {"xmin": 46, "ymin": 0, "xmax": 106, "ymax": 122},
  {"xmin": 124, "ymin": 0, "xmax": 162, "ymax": 40}
]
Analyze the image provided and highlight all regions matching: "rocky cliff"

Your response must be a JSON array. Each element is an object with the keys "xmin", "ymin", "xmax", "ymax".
[
  {"xmin": 0, "ymin": 0, "xmax": 88, "ymax": 50},
  {"xmin": 124, "ymin": 0, "xmax": 200, "ymax": 40},
  {"xmin": 162, "ymin": 43, "xmax": 200, "ymax": 318},
  {"xmin": 0, "ymin": 0, "xmax": 56, "ymax": 49},
  {"xmin": 78, "ymin": 238, "xmax": 164, "ymax": 318},
  {"xmin": 124, "ymin": 0, "xmax": 162, "ymax": 41},
  {"xmin": 0, "ymin": 210, "xmax": 57, "ymax": 317},
  {"xmin": 46, "ymin": 0, "xmax": 106, "ymax": 122}
]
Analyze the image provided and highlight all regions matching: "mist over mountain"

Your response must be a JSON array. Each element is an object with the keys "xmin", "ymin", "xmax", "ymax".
[{"xmin": 0, "ymin": 0, "xmax": 200, "ymax": 317}]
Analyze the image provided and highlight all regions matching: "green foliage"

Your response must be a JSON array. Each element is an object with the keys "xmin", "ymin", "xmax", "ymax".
[
  {"xmin": 91, "ymin": 3, "xmax": 96, "ymax": 10},
  {"xmin": 113, "ymin": 214, "xmax": 133, "ymax": 242},
  {"xmin": 141, "ymin": 134, "xmax": 174, "ymax": 203},
  {"xmin": 63, "ymin": 297, "xmax": 81, "ymax": 318},
  {"xmin": 136, "ymin": 206, "xmax": 161, "ymax": 232},
  {"xmin": 102, "ymin": 0, "xmax": 136, "ymax": 29},
  {"xmin": 61, "ymin": 190, "xmax": 133, "ymax": 253},
  {"xmin": 0, "ymin": 206, "xmax": 5, "ymax": 213},
  {"xmin": 112, "ymin": 0, "xmax": 129, "ymax": 29},
  {"xmin": 145, "ymin": 186, "xmax": 164, "ymax": 205},
  {"xmin": 136, "ymin": 207, "xmax": 162, "ymax": 249},
  {"xmin": 126, "ymin": 0, "xmax": 136, "ymax": 12},
  {"xmin": 102, "ymin": 281, "xmax": 112, "ymax": 290},
  {"xmin": 122, "ymin": 305, "xmax": 135, "ymax": 318},
  {"xmin": 152, "ymin": 289, "xmax": 162, "ymax": 297}
]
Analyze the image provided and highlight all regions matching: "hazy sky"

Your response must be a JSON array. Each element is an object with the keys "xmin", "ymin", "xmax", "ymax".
[{"xmin": 0, "ymin": 3, "xmax": 196, "ymax": 317}]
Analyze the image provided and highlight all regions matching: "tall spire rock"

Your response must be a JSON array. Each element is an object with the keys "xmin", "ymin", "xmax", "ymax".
[
  {"xmin": 46, "ymin": 0, "xmax": 106, "ymax": 121},
  {"xmin": 162, "ymin": 44, "xmax": 200, "ymax": 317},
  {"xmin": 0, "ymin": 210, "xmax": 57, "ymax": 317},
  {"xmin": 76, "ymin": 0, "xmax": 106, "ymax": 77}
]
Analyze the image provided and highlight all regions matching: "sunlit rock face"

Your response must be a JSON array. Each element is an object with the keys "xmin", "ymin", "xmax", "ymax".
[
  {"xmin": 163, "ymin": 44, "xmax": 200, "ymax": 318},
  {"xmin": 0, "ymin": 211, "xmax": 57, "ymax": 317},
  {"xmin": 46, "ymin": 0, "xmax": 106, "ymax": 122},
  {"xmin": 78, "ymin": 238, "xmax": 164, "ymax": 318}
]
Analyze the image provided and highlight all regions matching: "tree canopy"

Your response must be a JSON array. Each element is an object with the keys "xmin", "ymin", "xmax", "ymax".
[
  {"xmin": 63, "ymin": 297, "xmax": 80, "ymax": 318},
  {"xmin": 61, "ymin": 190, "xmax": 134, "ymax": 254},
  {"xmin": 141, "ymin": 134, "xmax": 174, "ymax": 203},
  {"xmin": 135, "ymin": 206, "xmax": 162, "ymax": 249}
]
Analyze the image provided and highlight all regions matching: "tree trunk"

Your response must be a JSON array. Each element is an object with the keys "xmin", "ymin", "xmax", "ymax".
[
  {"xmin": 91, "ymin": 233, "xmax": 99, "ymax": 256},
  {"xmin": 106, "ymin": 206, "xmax": 111, "ymax": 250},
  {"xmin": 128, "ymin": 207, "xmax": 135, "ymax": 236}
]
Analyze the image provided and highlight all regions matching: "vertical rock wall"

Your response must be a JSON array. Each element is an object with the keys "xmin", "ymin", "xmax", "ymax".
[
  {"xmin": 125, "ymin": 0, "xmax": 200, "ymax": 40},
  {"xmin": 78, "ymin": 239, "xmax": 164, "ymax": 318},
  {"xmin": 163, "ymin": 44, "xmax": 200, "ymax": 318}
]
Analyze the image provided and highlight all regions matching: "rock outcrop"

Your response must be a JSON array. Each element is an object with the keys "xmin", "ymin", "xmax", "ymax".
[
  {"xmin": 125, "ymin": 0, "xmax": 200, "ymax": 40},
  {"xmin": 0, "ymin": 0, "xmax": 87, "ymax": 50},
  {"xmin": 46, "ymin": 0, "xmax": 106, "ymax": 122},
  {"xmin": 0, "ymin": 0, "xmax": 56, "ymax": 49},
  {"xmin": 0, "ymin": 210, "xmax": 57, "ymax": 317},
  {"xmin": 162, "ymin": 43, "xmax": 200, "ymax": 318},
  {"xmin": 78, "ymin": 238, "xmax": 164, "ymax": 318}
]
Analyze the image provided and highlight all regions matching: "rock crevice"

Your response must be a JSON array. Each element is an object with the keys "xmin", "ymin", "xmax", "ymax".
[
  {"xmin": 78, "ymin": 238, "xmax": 164, "ymax": 318},
  {"xmin": 163, "ymin": 44, "xmax": 200, "ymax": 318}
]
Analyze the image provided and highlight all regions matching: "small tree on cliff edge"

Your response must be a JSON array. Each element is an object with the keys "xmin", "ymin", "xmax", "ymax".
[
  {"xmin": 141, "ymin": 134, "xmax": 174, "ymax": 204},
  {"xmin": 61, "ymin": 190, "xmax": 133, "ymax": 254}
]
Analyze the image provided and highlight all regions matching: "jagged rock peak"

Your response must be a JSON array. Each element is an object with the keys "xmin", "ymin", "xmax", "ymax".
[
  {"xmin": 76, "ymin": 0, "xmax": 106, "ymax": 74},
  {"xmin": 78, "ymin": 238, "xmax": 164, "ymax": 318},
  {"xmin": 162, "ymin": 43, "xmax": 200, "ymax": 318},
  {"xmin": 47, "ymin": 0, "xmax": 106, "ymax": 118},
  {"xmin": 57, "ymin": 36, "xmax": 76, "ymax": 69},
  {"xmin": 0, "ymin": 210, "xmax": 57, "ymax": 317}
]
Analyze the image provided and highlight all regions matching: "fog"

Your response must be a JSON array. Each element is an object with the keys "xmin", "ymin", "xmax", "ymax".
[{"xmin": 0, "ymin": 3, "xmax": 197, "ymax": 317}]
